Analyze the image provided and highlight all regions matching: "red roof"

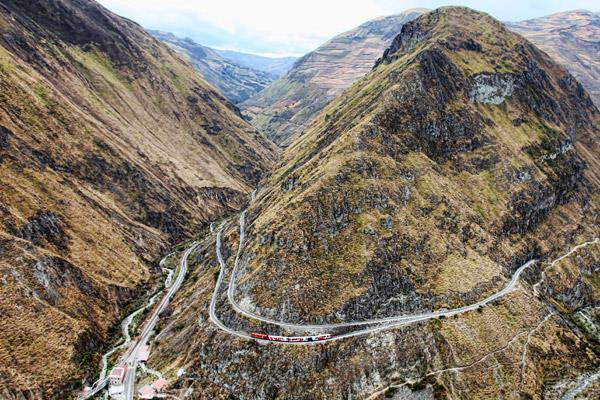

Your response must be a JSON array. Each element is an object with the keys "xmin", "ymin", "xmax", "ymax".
[
  {"xmin": 139, "ymin": 385, "xmax": 155, "ymax": 399},
  {"xmin": 151, "ymin": 378, "xmax": 167, "ymax": 390},
  {"xmin": 109, "ymin": 365, "xmax": 127, "ymax": 378}
]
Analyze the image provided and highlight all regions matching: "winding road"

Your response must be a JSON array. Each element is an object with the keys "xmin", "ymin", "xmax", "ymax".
[
  {"xmin": 209, "ymin": 222, "xmax": 259, "ymax": 341},
  {"xmin": 225, "ymin": 211, "xmax": 542, "ymax": 331},
  {"xmin": 83, "ymin": 200, "xmax": 599, "ymax": 398},
  {"xmin": 207, "ymin": 208, "xmax": 600, "ymax": 344}
]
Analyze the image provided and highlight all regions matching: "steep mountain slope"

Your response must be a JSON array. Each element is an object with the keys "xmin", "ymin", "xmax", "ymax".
[
  {"xmin": 241, "ymin": 5, "xmax": 599, "ymax": 327},
  {"xmin": 215, "ymin": 49, "xmax": 297, "ymax": 78},
  {"xmin": 0, "ymin": 0, "xmax": 276, "ymax": 397},
  {"xmin": 507, "ymin": 10, "xmax": 600, "ymax": 107},
  {"xmin": 149, "ymin": 30, "xmax": 274, "ymax": 104},
  {"xmin": 146, "ymin": 7, "xmax": 600, "ymax": 400},
  {"xmin": 240, "ymin": 9, "xmax": 427, "ymax": 145}
]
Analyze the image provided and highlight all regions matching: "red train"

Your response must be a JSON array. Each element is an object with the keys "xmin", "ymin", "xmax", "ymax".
[{"xmin": 251, "ymin": 332, "xmax": 332, "ymax": 342}]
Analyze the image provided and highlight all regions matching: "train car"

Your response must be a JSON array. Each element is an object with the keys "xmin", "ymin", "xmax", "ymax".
[
  {"xmin": 316, "ymin": 334, "xmax": 332, "ymax": 340},
  {"xmin": 250, "ymin": 332, "xmax": 268, "ymax": 340},
  {"xmin": 268, "ymin": 335, "xmax": 287, "ymax": 342}
]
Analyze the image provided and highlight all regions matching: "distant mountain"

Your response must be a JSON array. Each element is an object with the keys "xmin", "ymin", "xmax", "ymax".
[
  {"xmin": 149, "ymin": 30, "xmax": 274, "ymax": 104},
  {"xmin": 240, "ymin": 9, "xmax": 427, "ymax": 145},
  {"xmin": 0, "ymin": 0, "xmax": 276, "ymax": 395},
  {"xmin": 215, "ymin": 49, "xmax": 297, "ymax": 78},
  {"xmin": 507, "ymin": 10, "xmax": 600, "ymax": 106}
]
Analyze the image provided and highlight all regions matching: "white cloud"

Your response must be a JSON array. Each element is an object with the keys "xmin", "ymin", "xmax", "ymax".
[{"xmin": 97, "ymin": 0, "xmax": 599, "ymax": 56}]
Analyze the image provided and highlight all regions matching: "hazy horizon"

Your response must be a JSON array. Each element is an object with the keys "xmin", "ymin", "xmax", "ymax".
[{"xmin": 90, "ymin": 1, "xmax": 600, "ymax": 57}]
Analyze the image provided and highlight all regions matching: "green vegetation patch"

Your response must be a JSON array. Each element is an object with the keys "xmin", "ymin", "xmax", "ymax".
[{"xmin": 572, "ymin": 311, "xmax": 600, "ymax": 342}]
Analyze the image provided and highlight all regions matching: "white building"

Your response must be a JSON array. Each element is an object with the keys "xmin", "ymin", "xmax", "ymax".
[
  {"xmin": 109, "ymin": 364, "xmax": 128, "ymax": 386},
  {"xmin": 108, "ymin": 364, "xmax": 128, "ymax": 399}
]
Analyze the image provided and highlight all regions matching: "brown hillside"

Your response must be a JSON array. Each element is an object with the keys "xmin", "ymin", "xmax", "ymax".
[{"xmin": 0, "ymin": 0, "xmax": 276, "ymax": 396}]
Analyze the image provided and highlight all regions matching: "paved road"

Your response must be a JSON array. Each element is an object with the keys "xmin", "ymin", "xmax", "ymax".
[
  {"xmin": 121, "ymin": 242, "xmax": 197, "ymax": 399},
  {"xmin": 79, "ymin": 253, "xmax": 175, "ymax": 400},
  {"xmin": 209, "ymin": 223, "xmax": 257, "ymax": 341},
  {"xmin": 225, "ymin": 210, "xmax": 536, "ymax": 331}
]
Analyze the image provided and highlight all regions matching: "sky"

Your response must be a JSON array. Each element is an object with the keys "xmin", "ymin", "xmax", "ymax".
[{"xmin": 97, "ymin": 0, "xmax": 598, "ymax": 58}]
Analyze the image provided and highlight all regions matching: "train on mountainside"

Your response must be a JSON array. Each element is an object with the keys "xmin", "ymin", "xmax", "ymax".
[{"xmin": 250, "ymin": 332, "xmax": 332, "ymax": 342}]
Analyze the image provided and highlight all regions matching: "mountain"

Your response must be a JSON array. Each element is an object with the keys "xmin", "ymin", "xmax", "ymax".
[
  {"xmin": 0, "ymin": 0, "xmax": 276, "ymax": 397},
  {"xmin": 507, "ymin": 10, "xmax": 600, "ymax": 107},
  {"xmin": 215, "ymin": 49, "xmax": 298, "ymax": 78},
  {"xmin": 240, "ymin": 9, "xmax": 428, "ymax": 146},
  {"xmin": 149, "ymin": 30, "xmax": 274, "ymax": 104},
  {"xmin": 238, "ymin": 5, "xmax": 600, "ymax": 335},
  {"xmin": 151, "ymin": 7, "xmax": 600, "ymax": 399}
]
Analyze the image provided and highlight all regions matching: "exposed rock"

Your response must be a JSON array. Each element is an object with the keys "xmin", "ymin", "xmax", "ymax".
[
  {"xmin": 468, "ymin": 73, "xmax": 517, "ymax": 104},
  {"xmin": 20, "ymin": 210, "xmax": 69, "ymax": 251},
  {"xmin": 0, "ymin": 124, "xmax": 10, "ymax": 149}
]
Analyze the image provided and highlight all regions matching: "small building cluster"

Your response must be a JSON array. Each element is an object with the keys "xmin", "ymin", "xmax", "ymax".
[{"xmin": 138, "ymin": 378, "xmax": 167, "ymax": 399}]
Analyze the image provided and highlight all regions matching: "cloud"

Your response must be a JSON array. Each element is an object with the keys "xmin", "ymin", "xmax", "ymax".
[
  {"xmin": 98, "ymin": 0, "xmax": 387, "ymax": 55},
  {"xmin": 97, "ymin": 0, "xmax": 599, "ymax": 56}
]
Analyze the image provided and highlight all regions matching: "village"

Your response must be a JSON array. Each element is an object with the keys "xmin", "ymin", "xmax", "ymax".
[{"xmin": 106, "ymin": 345, "xmax": 168, "ymax": 400}]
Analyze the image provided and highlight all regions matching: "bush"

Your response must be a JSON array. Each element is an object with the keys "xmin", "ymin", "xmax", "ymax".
[
  {"xmin": 409, "ymin": 379, "xmax": 426, "ymax": 391},
  {"xmin": 429, "ymin": 317, "xmax": 442, "ymax": 331}
]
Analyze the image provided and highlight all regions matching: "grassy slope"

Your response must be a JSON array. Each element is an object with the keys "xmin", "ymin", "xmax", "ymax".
[{"xmin": 0, "ymin": 0, "xmax": 276, "ymax": 395}]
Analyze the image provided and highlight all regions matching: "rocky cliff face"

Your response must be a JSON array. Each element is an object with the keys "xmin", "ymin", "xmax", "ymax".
[
  {"xmin": 240, "ymin": 9, "xmax": 427, "ymax": 146},
  {"xmin": 507, "ymin": 10, "xmax": 600, "ymax": 107},
  {"xmin": 0, "ymin": 0, "xmax": 277, "ymax": 396},
  {"xmin": 146, "ymin": 7, "xmax": 600, "ymax": 400},
  {"xmin": 149, "ymin": 30, "xmax": 275, "ymax": 104}
]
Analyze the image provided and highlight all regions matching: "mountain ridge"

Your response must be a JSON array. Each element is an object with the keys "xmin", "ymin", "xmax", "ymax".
[
  {"xmin": 239, "ymin": 5, "xmax": 599, "ymax": 323},
  {"xmin": 149, "ymin": 8, "xmax": 600, "ymax": 400},
  {"xmin": 0, "ymin": 0, "xmax": 276, "ymax": 396},
  {"xmin": 149, "ymin": 30, "xmax": 276, "ymax": 104},
  {"xmin": 506, "ymin": 9, "xmax": 600, "ymax": 107},
  {"xmin": 240, "ymin": 9, "xmax": 428, "ymax": 145}
]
